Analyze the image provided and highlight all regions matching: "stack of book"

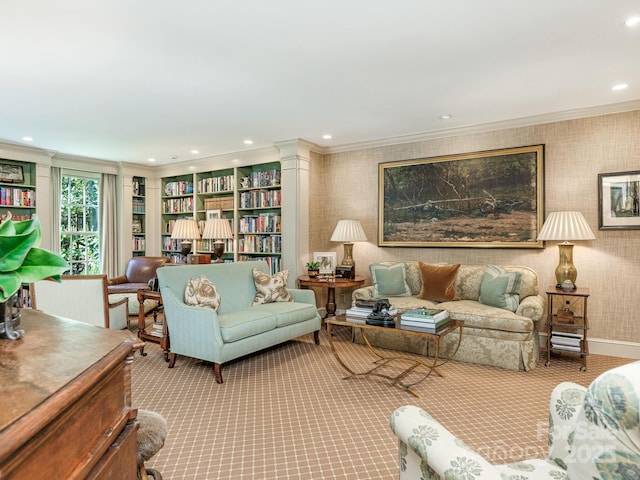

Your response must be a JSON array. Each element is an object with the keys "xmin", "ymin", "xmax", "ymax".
[
  {"xmin": 346, "ymin": 300, "xmax": 397, "ymax": 324},
  {"xmin": 550, "ymin": 331, "xmax": 583, "ymax": 352},
  {"xmin": 400, "ymin": 308, "xmax": 451, "ymax": 333},
  {"xmin": 149, "ymin": 322, "xmax": 163, "ymax": 337}
]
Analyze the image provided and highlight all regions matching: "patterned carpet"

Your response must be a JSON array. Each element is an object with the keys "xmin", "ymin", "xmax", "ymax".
[{"xmin": 131, "ymin": 323, "xmax": 632, "ymax": 479}]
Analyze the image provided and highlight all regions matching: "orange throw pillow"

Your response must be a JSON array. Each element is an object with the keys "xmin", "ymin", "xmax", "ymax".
[{"xmin": 417, "ymin": 262, "xmax": 460, "ymax": 302}]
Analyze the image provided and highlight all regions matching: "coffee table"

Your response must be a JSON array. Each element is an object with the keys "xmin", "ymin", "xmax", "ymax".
[{"xmin": 326, "ymin": 315, "xmax": 463, "ymax": 397}]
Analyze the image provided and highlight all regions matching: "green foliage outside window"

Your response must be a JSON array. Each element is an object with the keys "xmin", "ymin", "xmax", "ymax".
[{"xmin": 60, "ymin": 175, "xmax": 100, "ymax": 275}]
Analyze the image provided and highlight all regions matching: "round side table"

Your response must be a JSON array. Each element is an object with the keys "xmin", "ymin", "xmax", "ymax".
[{"xmin": 297, "ymin": 275, "xmax": 365, "ymax": 318}]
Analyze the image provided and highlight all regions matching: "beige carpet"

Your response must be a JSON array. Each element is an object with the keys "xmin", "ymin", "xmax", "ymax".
[{"xmin": 131, "ymin": 324, "xmax": 632, "ymax": 479}]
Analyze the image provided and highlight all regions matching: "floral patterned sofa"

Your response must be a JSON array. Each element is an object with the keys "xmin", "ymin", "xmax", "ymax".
[
  {"xmin": 352, "ymin": 262, "xmax": 544, "ymax": 371},
  {"xmin": 390, "ymin": 360, "xmax": 640, "ymax": 479}
]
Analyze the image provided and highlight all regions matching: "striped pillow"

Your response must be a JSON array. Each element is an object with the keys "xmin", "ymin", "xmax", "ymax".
[{"xmin": 479, "ymin": 265, "xmax": 522, "ymax": 312}]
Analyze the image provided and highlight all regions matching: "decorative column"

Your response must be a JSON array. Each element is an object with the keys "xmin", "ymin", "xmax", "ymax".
[{"xmin": 276, "ymin": 139, "xmax": 314, "ymax": 285}]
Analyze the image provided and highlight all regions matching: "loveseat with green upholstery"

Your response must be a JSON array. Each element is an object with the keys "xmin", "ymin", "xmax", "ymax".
[{"xmin": 156, "ymin": 260, "xmax": 321, "ymax": 383}]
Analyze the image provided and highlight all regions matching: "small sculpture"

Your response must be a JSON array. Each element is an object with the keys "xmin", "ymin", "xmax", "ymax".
[{"xmin": 366, "ymin": 299, "xmax": 395, "ymax": 327}]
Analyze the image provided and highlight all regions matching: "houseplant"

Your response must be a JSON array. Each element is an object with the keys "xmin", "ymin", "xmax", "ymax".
[
  {"xmin": 305, "ymin": 261, "xmax": 320, "ymax": 277},
  {"xmin": 0, "ymin": 213, "xmax": 69, "ymax": 339}
]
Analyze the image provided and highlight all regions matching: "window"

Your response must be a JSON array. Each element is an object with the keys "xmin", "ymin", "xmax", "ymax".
[{"xmin": 60, "ymin": 173, "xmax": 100, "ymax": 275}]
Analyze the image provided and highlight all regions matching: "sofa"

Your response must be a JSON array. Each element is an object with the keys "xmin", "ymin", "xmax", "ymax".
[
  {"xmin": 352, "ymin": 262, "xmax": 544, "ymax": 371},
  {"xmin": 156, "ymin": 261, "xmax": 321, "ymax": 383},
  {"xmin": 390, "ymin": 360, "xmax": 640, "ymax": 479}
]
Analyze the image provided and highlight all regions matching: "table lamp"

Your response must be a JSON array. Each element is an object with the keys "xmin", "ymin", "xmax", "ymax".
[
  {"xmin": 202, "ymin": 218, "xmax": 233, "ymax": 262},
  {"xmin": 536, "ymin": 211, "xmax": 595, "ymax": 289},
  {"xmin": 171, "ymin": 219, "xmax": 201, "ymax": 262},
  {"xmin": 330, "ymin": 219, "xmax": 367, "ymax": 276}
]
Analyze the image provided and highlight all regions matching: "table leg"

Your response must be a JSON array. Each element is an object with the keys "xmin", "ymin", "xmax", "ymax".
[
  {"xmin": 325, "ymin": 286, "xmax": 337, "ymax": 317},
  {"xmin": 136, "ymin": 290, "xmax": 147, "ymax": 357}
]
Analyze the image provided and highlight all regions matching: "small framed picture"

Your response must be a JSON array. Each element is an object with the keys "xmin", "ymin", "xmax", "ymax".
[
  {"xmin": 313, "ymin": 252, "xmax": 337, "ymax": 274},
  {"xmin": 206, "ymin": 209, "xmax": 221, "ymax": 220},
  {"xmin": 0, "ymin": 163, "xmax": 24, "ymax": 183},
  {"xmin": 598, "ymin": 170, "xmax": 640, "ymax": 230}
]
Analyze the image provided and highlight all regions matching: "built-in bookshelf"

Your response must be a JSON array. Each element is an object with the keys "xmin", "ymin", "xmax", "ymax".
[
  {"xmin": 195, "ymin": 169, "xmax": 235, "ymax": 261},
  {"xmin": 236, "ymin": 162, "xmax": 282, "ymax": 274},
  {"xmin": 0, "ymin": 159, "xmax": 36, "ymax": 223},
  {"xmin": 158, "ymin": 162, "xmax": 282, "ymax": 271},
  {"xmin": 161, "ymin": 174, "xmax": 194, "ymax": 261},
  {"xmin": 132, "ymin": 176, "xmax": 146, "ymax": 256}
]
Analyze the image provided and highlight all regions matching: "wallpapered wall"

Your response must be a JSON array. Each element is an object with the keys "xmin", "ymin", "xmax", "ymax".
[{"xmin": 310, "ymin": 110, "xmax": 640, "ymax": 345}]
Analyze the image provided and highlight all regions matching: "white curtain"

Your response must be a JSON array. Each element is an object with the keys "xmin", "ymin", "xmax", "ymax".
[
  {"xmin": 100, "ymin": 173, "xmax": 120, "ymax": 277},
  {"xmin": 49, "ymin": 166, "xmax": 61, "ymax": 253}
]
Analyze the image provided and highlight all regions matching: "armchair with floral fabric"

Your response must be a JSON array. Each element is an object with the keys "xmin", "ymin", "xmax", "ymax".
[{"xmin": 390, "ymin": 360, "xmax": 640, "ymax": 479}]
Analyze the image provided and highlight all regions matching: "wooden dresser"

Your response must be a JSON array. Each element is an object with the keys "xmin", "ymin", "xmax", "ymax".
[{"xmin": 0, "ymin": 309, "xmax": 139, "ymax": 479}]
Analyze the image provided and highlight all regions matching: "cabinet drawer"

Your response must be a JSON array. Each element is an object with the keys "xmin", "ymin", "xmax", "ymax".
[
  {"xmin": 2, "ymin": 363, "xmax": 129, "ymax": 479},
  {"xmin": 87, "ymin": 422, "xmax": 138, "ymax": 479}
]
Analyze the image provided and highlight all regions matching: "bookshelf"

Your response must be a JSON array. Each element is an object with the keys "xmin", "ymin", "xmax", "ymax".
[
  {"xmin": 236, "ymin": 162, "xmax": 282, "ymax": 274},
  {"xmin": 160, "ymin": 174, "xmax": 194, "ymax": 261},
  {"xmin": 132, "ymin": 176, "xmax": 146, "ymax": 256},
  {"xmin": 195, "ymin": 169, "xmax": 235, "ymax": 261},
  {"xmin": 0, "ymin": 159, "xmax": 36, "ymax": 223}
]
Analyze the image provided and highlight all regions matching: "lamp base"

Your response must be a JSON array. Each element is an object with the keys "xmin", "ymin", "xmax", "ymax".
[
  {"xmin": 213, "ymin": 242, "xmax": 225, "ymax": 263},
  {"xmin": 555, "ymin": 242, "xmax": 577, "ymax": 288},
  {"xmin": 180, "ymin": 241, "xmax": 193, "ymax": 262}
]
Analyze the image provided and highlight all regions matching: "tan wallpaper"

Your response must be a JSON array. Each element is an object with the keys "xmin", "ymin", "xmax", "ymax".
[{"xmin": 310, "ymin": 110, "xmax": 640, "ymax": 344}]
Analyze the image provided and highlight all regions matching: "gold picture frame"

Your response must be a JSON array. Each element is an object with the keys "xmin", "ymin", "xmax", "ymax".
[{"xmin": 379, "ymin": 145, "xmax": 544, "ymax": 248}]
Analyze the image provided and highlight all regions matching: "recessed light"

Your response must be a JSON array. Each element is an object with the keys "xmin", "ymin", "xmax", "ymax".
[
  {"xmin": 147, "ymin": 158, "xmax": 156, "ymax": 163},
  {"xmin": 322, "ymin": 134, "xmax": 332, "ymax": 140},
  {"xmin": 625, "ymin": 16, "xmax": 640, "ymax": 27},
  {"xmin": 22, "ymin": 136, "xmax": 33, "ymax": 142},
  {"xmin": 243, "ymin": 139, "xmax": 253, "ymax": 145},
  {"xmin": 612, "ymin": 83, "xmax": 628, "ymax": 91},
  {"xmin": 191, "ymin": 149, "xmax": 199, "ymax": 154},
  {"xmin": 188, "ymin": 166, "xmax": 196, "ymax": 171},
  {"xmin": 440, "ymin": 115, "xmax": 452, "ymax": 120}
]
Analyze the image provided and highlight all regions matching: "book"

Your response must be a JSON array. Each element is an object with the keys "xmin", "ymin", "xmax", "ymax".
[
  {"xmin": 400, "ymin": 313, "xmax": 449, "ymax": 326},
  {"xmin": 345, "ymin": 315, "xmax": 366, "ymax": 324},
  {"xmin": 550, "ymin": 335, "xmax": 581, "ymax": 347},
  {"xmin": 401, "ymin": 308, "xmax": 449, "ymax": 322},
  {"xmin": 346, "ymin": 306, "xmax": 397, "ymax": 318},
  {"xmin": 401, "ymin": 322, "xmax": 451, "ymax": 334},
  {"xmin": 551, "ymin": 344, "xmax": 581, "ymax": 352},
  {"xmin": 401, "ymin": 316, "xmax": 450, "ymax": 329}
]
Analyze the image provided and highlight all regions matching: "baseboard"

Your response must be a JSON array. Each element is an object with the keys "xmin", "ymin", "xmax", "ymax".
[{"xmin": 540, "ymin": 333, "xmax": 640, "ymax": 359}]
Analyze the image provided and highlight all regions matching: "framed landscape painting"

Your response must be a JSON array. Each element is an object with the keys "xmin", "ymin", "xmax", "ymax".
[{"xmin": 378, "ymin": 145, "xmax": 544, "ymax": 248}]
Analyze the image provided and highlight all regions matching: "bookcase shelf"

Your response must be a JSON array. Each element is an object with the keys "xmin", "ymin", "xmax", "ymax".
[
  {"xmin": 0, "ymin": 159, "xmax": 37, "ymax": 222},
  {"xmin": 132, "ymin": 176, "xmax": 146, "ymax": 256}
]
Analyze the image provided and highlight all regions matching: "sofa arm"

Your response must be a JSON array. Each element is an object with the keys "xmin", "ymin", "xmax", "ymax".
[
  {"xmin": 107, "ymin": 297, "xmax": 129, "ymax": 330},
  {"xmin": 352, "ymin": 286, "xmax": 375, "ymax": 305},
  {"xmin": 391, "ymin": 405, "xmax": 500, "ymax": 479},
  {"xmin": 548, "ymin": 382, "xmax": 586, "ymax": 469},
  {"xmin": 516, "ymin": 294, "xmax": 544, "ymax": 323},
  {"xmin": 108, "ymin": 275, "xmax": 127, "ymax": 286},
  {"xmin": 160, "ymin": 288, "xmax": 225, "ymax": 362},
  {"xmin": 288, "ymin": 288, "xmax": 317, "ymax": 306}
]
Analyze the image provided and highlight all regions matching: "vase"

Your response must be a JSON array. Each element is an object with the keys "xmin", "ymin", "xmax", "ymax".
[
  {"xmin": 0, "ymin": 290, "xmax": 25, "ymax": 340},
  {"xmin": 307, "ymin": 269, "xmax": 319, "ymax": 278}
]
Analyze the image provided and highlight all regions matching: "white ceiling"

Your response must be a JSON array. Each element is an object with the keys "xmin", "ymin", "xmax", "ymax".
[{"xmin": 1, "ymin": 1, "xmax": 638, "ymax": 165}]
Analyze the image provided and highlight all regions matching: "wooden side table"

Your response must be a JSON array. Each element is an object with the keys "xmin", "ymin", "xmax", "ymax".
[
  {"xmin": 297, "ymin": 275, "xmax": 365, "ymax": 318},
  {"xmin": 545, "ymin": 286, "xmax": 590, "ymax": 371},
  {"xmin": 137, "ymin": 289, "xmax": 169, "ymax": 361}
]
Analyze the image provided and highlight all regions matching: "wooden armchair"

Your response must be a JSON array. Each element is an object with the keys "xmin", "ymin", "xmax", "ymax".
[
  {"xmin": 108, "ymin": 256, "xmax": 169, "ymax": 294},
  {"xmin": 31, "ymin": 275, "xmax": 130, "ymax": 329}
]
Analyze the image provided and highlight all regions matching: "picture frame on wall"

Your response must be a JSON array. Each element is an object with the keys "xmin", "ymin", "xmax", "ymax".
[
  {"xmin": 378, "ymin": 144, "xmax": 544, "ymax": 248},
  {"xmin": 598, "ymin": 170, "xmax": 640, "ymax": 230},
  {"xmin": 313, "ymin": 252, "xmax": 337, "ymax": 274}
]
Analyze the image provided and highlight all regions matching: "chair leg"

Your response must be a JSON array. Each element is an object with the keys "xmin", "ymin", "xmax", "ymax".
[{"xmin": 214, "ymin": 363, "xmax": 223, "ymax": 383}]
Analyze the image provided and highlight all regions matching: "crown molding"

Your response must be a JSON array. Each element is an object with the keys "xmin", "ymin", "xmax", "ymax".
[{"xmin": 323, "ymin": 100, "xmax": 640, "ymax": 155}]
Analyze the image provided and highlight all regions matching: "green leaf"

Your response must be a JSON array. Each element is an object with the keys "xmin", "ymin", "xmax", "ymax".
[
  {"xmin": 17, "ymin": 248, "xmax": 69, "ymax": 284},
  {"xmin": 0, "ymin": 216, "xmax": 42, "ymax": 272},
  {"xmin": 0, "ymin": 271, "xmax": 22, "ymax": 303}
]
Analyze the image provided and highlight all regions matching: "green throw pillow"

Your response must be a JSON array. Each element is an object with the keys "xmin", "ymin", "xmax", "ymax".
[
  {"xmin": 370, "ymin": 263, "xmax": 411, "ymax": 298},
  {"xmin": 479, "ymin": 265, "xmax": 522, "ymax": 312}
]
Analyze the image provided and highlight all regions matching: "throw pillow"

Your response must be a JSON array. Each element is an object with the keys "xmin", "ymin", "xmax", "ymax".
[
  {"xmin": 479, "ymin": 264, "xmax": 522, "ymax": 312},
  {"xmin": 252, "ymin": 268, "xmax": 292, "ymax": 305},
  {"xmin": 417, "ymin": 262, "xmax": 460, "ymax": 302},
  {"xmin": 369, "ymin": 263, "xmax": 412, "ymax": 297},
  {"xmin": 184, "ymin": 274, "xmax": 221, "ymax": 311}
]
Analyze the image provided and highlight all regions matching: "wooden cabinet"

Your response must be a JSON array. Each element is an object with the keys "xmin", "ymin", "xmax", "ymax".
[
  {"xmin": 0, "ymin": 159, "xmax": 36, "ymax": 223},
  {"xmin": 132, "ymin": 176, "xmax": 146, "ymax": 256},
  {"xmin": 0, "ymin": 310, "xmax": 139, "ymax": 479},
  {"xmin": 545, "ymin": 286, "xmax": 590, "ymax": 371}
]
